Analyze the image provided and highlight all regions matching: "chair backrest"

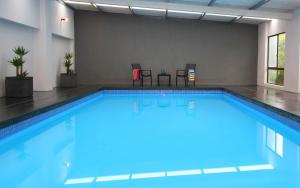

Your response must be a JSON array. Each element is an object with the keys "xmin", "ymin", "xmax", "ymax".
[
  {"xmin": 132, "ymin": 64, "xmax": 141, "ymax": 69},
  {"xmin": 186, "ymin": 64, "xmax": 196, "ymax": 82},
  {"xmin": 185, "ymin": 64, "xmax": 196, "ymax": 72}
]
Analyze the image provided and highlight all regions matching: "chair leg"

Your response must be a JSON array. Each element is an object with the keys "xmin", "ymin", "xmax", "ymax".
[
  {"xmin": 141, "ymin": 78, "xmax": 143, "ymax": 87},
  {"xmin": 176, "ymin": 76, "xmax": 177, "ymax": 87},
  {"xmin": 151, "ymin": 76, "xmax": 153, "ymax": 87}
]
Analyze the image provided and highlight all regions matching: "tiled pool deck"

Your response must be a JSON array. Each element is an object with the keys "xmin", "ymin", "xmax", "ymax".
[{"xmin": 1, "ymin": 85, "xmax": 300, "ymax": 130}]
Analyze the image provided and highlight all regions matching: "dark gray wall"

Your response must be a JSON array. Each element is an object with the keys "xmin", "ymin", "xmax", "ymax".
[{"xmin": 75, "ymin": 11, "xmax": 258, "ymax": 86}]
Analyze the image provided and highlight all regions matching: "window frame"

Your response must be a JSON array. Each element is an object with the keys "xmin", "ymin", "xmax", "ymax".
[{"xmin": 267, "ymin": 32, "xmax": 286, "ymax": 86}]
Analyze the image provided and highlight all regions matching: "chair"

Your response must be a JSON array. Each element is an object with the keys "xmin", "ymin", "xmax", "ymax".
[
  {"xmin": 131, "ymin": 64, "xmax": 152, "ymax": 87},
  {"xmin": 176, "ymin": 64, "xmax": 196, "ymax": 87}
]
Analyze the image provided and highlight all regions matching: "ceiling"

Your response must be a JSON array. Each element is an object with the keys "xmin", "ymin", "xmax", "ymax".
[
  {"xmin": 149, "ymin": 0, "xmax": 300, "ymax": 12},
  {"xmin": 64, "ymin": 0, "xmax": 298, "ymax": 24}
]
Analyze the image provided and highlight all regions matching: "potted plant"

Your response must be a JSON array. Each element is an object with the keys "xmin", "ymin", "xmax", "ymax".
[
  {"xmin": 5, "ymin": 46, "xmax": 33, "ymax": 98},
  {"xmin": 60, "ymin": 52, "xmax": 77, "ymax": 87}
]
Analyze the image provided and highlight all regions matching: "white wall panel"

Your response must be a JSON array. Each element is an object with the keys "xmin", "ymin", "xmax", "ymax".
[
  {"xmin": 257, "ymin": 9, "xmax": 300, "ymax": 93},
  {"xmin": 51, "ymin": 1, "xmax": 75, "ymax": 39},
  {"xmin": 0, "ymin": 0, "xmax": 75, "ymax": 96},
  {"xmin": 0, "ymin": 0, "xmax": 40, "ymax": 29}
]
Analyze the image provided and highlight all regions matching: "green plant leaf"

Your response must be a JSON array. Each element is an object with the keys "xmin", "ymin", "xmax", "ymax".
[
  {"xmin": 13, "ymin": 46, "xmax": 29, "ymax": 58},
  {"xmin": 9, "ymin": 57, "xmax": 24, "ymax": 67},
  {"xmin": 18, "ymin": 71, "xmax": 29, "ymax": 79},
  {"xmin": 65, "ymin": 52, "xmax": 73, "ymax": 60},
  {"xmin": 64, "ymin": 52, "xmax": 75, "ymax": 75},
  {"xmin": 9, "ymin": 46, "xmax": 29, "ymax": 77}
]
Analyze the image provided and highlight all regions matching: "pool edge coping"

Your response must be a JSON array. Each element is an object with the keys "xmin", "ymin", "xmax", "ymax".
[{"xmin": 0, "ymin": 87, "xmax": 299, "ymax": 132}]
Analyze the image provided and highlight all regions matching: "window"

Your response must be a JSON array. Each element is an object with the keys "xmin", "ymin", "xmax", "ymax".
[
  {"xmin": 266, "ymin": 128, "xmax": 283, "ymax": 157},
  {"xmin": 267, "ymin": 33, "xmax": 286, "ymax": 86}
]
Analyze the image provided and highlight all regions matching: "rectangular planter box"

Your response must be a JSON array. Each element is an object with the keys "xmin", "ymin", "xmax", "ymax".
[
  {"xmin": 5, "ymin": 77, "xmax": 33, "ymax": 98},
  {"xmin": 60, "ymin": 74, "xmax": 77, "ymax": 88}
]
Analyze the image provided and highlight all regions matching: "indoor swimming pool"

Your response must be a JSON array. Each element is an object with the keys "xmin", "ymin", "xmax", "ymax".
[{"xmin": 0, "ymin": 90, "xmax": 299, "ymax": 188}]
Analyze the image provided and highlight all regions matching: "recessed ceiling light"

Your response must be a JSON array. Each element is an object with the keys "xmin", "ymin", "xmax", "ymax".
[
  {"xmin": 131, "ymin": 172, "xmax": 166, "ymax": 179},
  {"xmin": 64, "ymin": 177, "xmax": 95, "ymax": 185},
  {"xmin": 131, "ymin": 6, "xmax": 166, "ymax": 12},
  {"xmin": 166, "ymin": 169, "xmax": 202, "ymax": 176},
  {"xmin": 238, "ymin": 164, "xmax": 274, "ymax": 171},
  {"xmin": 96, "ymin": 174, "xmax": 130, "ymax": 182},
  {"xmin": 203, "ymin": 167, "xmax": 237, "ymax": 174},
  {"xmin": 64, "ymin": 0, "xmax": 91, "ymax": 5},
  {"xmin": 168, "ymin": 10, "xmax": 203, "ymax": 15},
  {"xmin": 205, "ymin": 13, "xmax": 238, "ymax": 18},
  {"xmin": 96, "ymin": 3, "xmax": 129, "ymax": 9},
  {"xmin": 242, "ymin": 16, "xmax": 273, "ymax": 21}
]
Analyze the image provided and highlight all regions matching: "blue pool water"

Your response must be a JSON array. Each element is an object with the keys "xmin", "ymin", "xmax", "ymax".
[{"xmin": 0, "ymin": 91, "xmax": 299, "ymax": 188}]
